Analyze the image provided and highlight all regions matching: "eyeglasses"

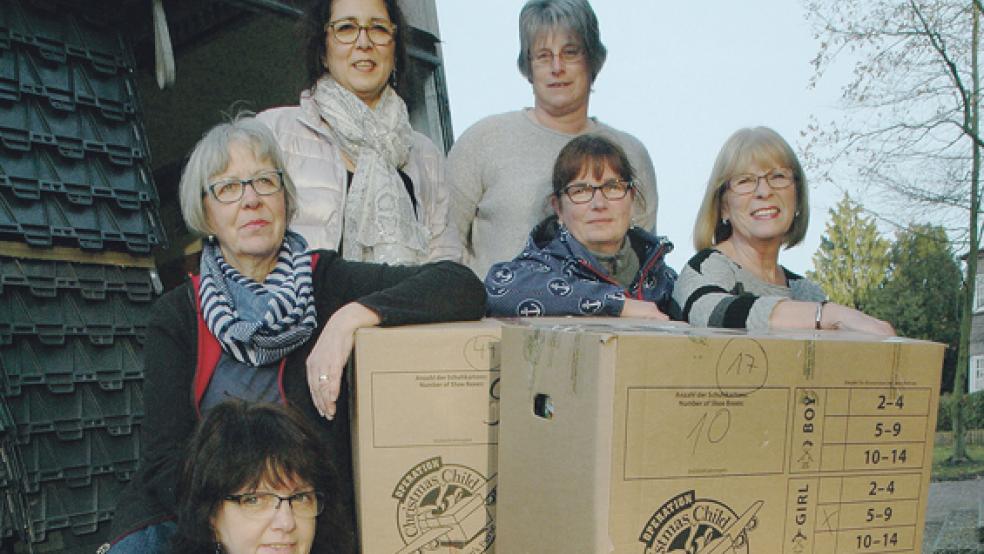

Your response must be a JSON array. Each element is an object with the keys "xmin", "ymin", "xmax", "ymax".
[
  {"xmin": 326, "ymin": 19, "xmax": 396, "ymax": 46},
  {"xmin": 224, "ymin": 491, "xmax": 325, "ymax": 519},
  {"xmin": 206, "ymin": 170, "xmax": 284, "ymax": 204},
  {"xmin": 531, "ymin": 45, "xmax": 584, "ymax": 66},
  {"xmin": 560, "ymin": 179, "xmax": 634, "ymax": 204},
  {"xmin": 725, "ymin": 168, "xmax": 795, "ymax": 196}
]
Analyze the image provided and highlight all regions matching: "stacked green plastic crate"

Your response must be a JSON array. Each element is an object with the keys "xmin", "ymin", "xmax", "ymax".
[{"xmin": 0, "ymin": 1, "xmax": 164, "ymax": 551}]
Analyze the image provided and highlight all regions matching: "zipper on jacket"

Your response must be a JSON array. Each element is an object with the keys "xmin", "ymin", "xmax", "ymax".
[
  {"xmin": 578, "ymin": 258, "xmax": 622, "ymax": 287},
  {"xmin": 633, "ymin": 243, "xmax": 667, "ymax": 300},
  {"xmin": 578, "ymin": 241, "xmax": 668, "ymax": 300}
]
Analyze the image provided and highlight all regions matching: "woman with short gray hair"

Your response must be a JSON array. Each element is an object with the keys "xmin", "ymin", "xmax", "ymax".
[
  {"xmin": 103, "ymin": 115, "xmax": 485, "ymax": 554},
  {"xmin": 448, "ymin": 0, "xmax": 659, "ymax": 278},
  {"xmin": 177, "ymin": 117, "xmax": 300, "ymax": 238}
]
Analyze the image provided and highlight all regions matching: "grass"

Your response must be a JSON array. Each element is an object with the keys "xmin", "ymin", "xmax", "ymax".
[{"xmin": 932, "ymin": 443, "xmax": 984, "ymax": 481}]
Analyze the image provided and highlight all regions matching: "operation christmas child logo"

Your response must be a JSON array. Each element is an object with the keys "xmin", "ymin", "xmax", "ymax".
[
  {"xmin": 639, "ymin": 490, "xmax": 762, "ymax": 554},
  {"xmin": 392, "ymin": 457, "xmax": 495, "ymax": 553}
]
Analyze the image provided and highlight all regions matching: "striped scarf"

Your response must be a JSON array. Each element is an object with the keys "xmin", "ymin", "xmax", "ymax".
[{"xmin": 198, "ymin": 231, "xmax": 317, "ymax": 366}]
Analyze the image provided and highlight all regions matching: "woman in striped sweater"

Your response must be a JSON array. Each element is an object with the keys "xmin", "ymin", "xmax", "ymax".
[{"xmin": 671, "ymin": 127, "xmax": 893, "ymax": 335}]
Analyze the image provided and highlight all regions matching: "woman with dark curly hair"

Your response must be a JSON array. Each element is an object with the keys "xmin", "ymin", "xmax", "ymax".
[{"xmin": 171, "ymin": 401, "xmax": 335, "ymax": 554}]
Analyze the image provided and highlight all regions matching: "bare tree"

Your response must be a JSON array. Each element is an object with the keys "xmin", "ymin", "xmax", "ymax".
[{"xmin": 805, "ymin": 0, "xmax": 982, "ymax": 462}]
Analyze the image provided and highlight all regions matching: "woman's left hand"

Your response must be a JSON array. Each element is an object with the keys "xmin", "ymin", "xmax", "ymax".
[
  {"xmin": 620, "ymin": 298, "xmax": 670, "ymax": 320},
  {"xmin": 821, "ymin": 303, "xmax": 896, "ymax": 336},
  {"xmin": 306, "ymin": 302, "xmax": 381, "ymax": 420}
]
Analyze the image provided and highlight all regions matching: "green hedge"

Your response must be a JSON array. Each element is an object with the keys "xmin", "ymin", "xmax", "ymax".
[{"xmin": 937, "ymin": 391, "xmax": 984, "ymax": 431}]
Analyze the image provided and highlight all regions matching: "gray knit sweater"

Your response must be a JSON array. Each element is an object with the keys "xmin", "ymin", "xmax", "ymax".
[
  {"xmin": 672, "ymin": 248, "xmax": 826, "ymax": 331},
  {"xmin": 447, "ymin": 109, "xmax": 658, "ymax": 277}
]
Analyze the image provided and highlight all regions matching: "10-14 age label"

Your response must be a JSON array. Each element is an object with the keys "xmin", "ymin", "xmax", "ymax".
[
  {"xmin": 631, "ymin": 386, "xmax": 930, "ymax": 554},
  {"xmin": 783, "ymin": 387, "xmax": 930, "ymax": 553}
]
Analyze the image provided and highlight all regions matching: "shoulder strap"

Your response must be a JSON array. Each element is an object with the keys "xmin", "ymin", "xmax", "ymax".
[{"xmin": 191, "ymin": 274, "xmax": 222, "ymax": 417}]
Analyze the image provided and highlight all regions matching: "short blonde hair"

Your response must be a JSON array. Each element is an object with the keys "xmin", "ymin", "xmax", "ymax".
[
  {"xmin": 178, "ymin": 114, "xmax": 298, "ymax": 237},
  {"xmin": 693, "ymin": 126, "xmax": 809, "ymax": 250}
]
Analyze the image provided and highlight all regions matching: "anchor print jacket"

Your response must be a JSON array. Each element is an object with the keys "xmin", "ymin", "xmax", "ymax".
[{"xmin": 484, "ymin": 217, "xmax": 676, "ymax": 317}]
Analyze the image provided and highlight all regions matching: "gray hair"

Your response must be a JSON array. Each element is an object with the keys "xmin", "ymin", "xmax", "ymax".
[
  {"xmin": 516, "ymin": 0, "xmax": 607, "ymax": 83},
  {"xmin": 178, "ymin": 114, "xmax": 298, "ymax": 237}
]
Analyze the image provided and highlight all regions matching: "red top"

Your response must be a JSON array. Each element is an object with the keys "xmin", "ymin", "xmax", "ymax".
[{"xmin": 189, "ymin": 253, "xmax": 319, "ymax": 416}]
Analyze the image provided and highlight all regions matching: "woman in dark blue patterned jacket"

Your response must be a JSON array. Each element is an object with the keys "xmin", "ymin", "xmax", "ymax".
[{"xmin": 485, "ymin": 134, "xmax": 675, "ymax": 318}]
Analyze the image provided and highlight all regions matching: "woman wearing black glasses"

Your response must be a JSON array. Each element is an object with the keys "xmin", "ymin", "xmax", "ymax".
[
  {"xmin": 101, "ymin": 116, "xmax": 484, "ymax": 554},
  {"xmin": 485, "ymin": 134, "xmax": 675, "ymax": 318},
  {"xmin": 258, "ymin": 0, "xmax": 458, "ymax": 265},
  {"xmin": 171, "ymin": 401, "xmax": 333, "ymax": 554},
  {"xmin": 672, "ymin": 126, "xmax": 894, "ymax": 334}
]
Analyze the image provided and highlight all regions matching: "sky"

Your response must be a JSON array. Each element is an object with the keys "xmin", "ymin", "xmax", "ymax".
[{"xmin": 434, "ymin": 0, "xmax": 854, "ymax": 275}]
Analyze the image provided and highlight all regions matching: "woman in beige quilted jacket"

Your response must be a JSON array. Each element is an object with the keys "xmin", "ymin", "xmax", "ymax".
[{"xmin": 258, "ymin": 0, "xmax": 460, "ymax": 265}]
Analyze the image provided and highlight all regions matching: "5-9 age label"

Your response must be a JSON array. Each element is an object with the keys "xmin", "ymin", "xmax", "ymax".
[
  {"xmin": 785, "ymin": 385, "xmax": 930, "ymax": 553},
  {"xmin": 791, "ymin": 387, "xmax": 930, "ymax": 474}
]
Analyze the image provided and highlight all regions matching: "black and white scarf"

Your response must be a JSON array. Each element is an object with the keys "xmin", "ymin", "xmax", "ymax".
[{"xmin": 199, "ymin": 230, "xmax": 317, "ymax": 366}]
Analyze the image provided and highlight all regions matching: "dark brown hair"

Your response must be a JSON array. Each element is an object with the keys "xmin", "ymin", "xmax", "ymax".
[
  {"xmin": 301, "ymin": 0, "xmax": 409, "ymax": 98},
  {"xmin": 171, "ymin": 401, "xmax": 336, "ymax": 553},
  {"xmin": 552, "ymin": 134, "xmax": 638, "ymax": 199}
]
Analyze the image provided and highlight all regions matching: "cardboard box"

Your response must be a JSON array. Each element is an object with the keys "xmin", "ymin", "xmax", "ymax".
[
  {"xmin": 497, "ymin": 320, "xmax": 943, "ymax": 553},
  {"xmin": 352, "ymin": 320, "xmax": 501, "ymax": 554}
]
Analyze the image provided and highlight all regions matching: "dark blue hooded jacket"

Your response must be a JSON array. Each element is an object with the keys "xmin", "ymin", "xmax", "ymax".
[{"xmin": 484, "ymin": 218, "xmax": 676, "ymax": 317}]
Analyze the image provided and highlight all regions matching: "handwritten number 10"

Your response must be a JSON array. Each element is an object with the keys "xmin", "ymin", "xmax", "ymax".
[{"xmin": 687, "ymin": 408, "xmax": 732, "ymax": 455}]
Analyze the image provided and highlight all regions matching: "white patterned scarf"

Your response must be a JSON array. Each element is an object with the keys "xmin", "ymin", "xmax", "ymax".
[
  {"xmin": 312, "ymin": 74, "xmax": 429, "ymax": 264},
  {"xmin": 198, "ymin": 231, "xmax": 317, "ymax": 366}
]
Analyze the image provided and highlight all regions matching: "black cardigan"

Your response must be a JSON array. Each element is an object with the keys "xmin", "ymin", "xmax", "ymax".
[{"xmin": 107, "ymin": 251, "xmax": 486, "ymax": 553}]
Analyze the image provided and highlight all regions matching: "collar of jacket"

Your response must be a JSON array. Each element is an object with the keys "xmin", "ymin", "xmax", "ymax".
[
  {"xmin": 526, "ymin": 217, "xmax": 673, "ymax": 279},
  {"xmin": 295, "ymin": 91, "xmax": 336, "ymax": 141}
]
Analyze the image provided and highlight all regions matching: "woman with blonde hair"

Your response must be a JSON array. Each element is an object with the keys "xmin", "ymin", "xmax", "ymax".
[{"xmin": 672, "ymin": 126, "xmax": 893, "ymax": 334}]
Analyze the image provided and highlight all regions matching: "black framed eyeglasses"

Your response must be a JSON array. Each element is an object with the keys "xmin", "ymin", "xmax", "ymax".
[
  {"xmin": 206, "ymin": 169, "xmax": 284, "ymax": 204},
  {"xmin": 559, "ymin": 179, "xmax": 634, "ymax": 204},
  {"xmin": 326, "ymin": 18, "xmax": 396, "ymax": 46},
  {"xmin": 224, "ymin": 491, "xmax": 325, "ymax": 519},
  {"xmin": 724, "ymin": 167, "xmax": 795, "ymax": 196}
]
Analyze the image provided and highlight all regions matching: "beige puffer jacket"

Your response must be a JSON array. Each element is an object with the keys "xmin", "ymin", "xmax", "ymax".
[{"xmin": 257, "ymin": 93, "xmax": 461, "ymax": 263}]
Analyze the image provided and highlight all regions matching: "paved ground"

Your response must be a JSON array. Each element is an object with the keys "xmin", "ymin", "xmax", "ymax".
[
  {"xmin": 924, "ymin": 478, "xmax": 983, "ymax": 553},
  {"xmin": 928, "ymin": 478, "xmax": 984, "ymax": 519}
]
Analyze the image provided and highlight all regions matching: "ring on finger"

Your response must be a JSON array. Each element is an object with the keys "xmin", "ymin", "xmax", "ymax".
[{"xmin": 318, "ymin": 374, "xmax": 329, "ymax": 382}]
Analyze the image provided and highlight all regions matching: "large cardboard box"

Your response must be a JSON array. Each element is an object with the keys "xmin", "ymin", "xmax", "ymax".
[
  {"xmin": 352, "ymin": 320, "xmax": 500, "ymax": 554},
  {"xmin": 497, "ymin": 320, "xmax": 944, "ymax": 553}
]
